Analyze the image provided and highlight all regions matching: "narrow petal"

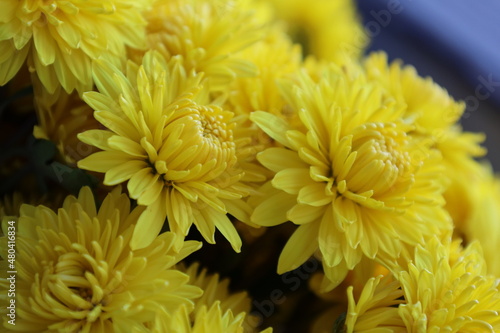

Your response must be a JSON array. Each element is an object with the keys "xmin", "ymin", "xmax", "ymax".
[
  {"xmin": 130, "ymin": 196, "xmax": 166, "ymax": 250},
  {"xmin": 250, "ymin": 111, "xmax": 291, "ymax": 147},
  {"xmin": 319, "ymin": 205, "xmax": 344, "ymax": 267},
  {"xmin": 257, "ymin": 148, "xmax": 307, "ymax": 173},
  {"xmin": 297, "ymin": 183, "xmax": 332, "ymax": 206},
  {"xmin": 272, "ymin": 168, "xmax": 311, "ymax": 195},
  {"xmin": 287, "ymin": 204, "xmax": 326, "ymax": 225},
  {"xmin": 78, "ymin": 151, "xmax": 131, "ymax": 172},
  {"xmin": 278, "ymin": 222, "xmax": 320, "ymax": 274},
  {"xmin": 251, "ymin": 191, "xmax": 295, "ymax": 227}
]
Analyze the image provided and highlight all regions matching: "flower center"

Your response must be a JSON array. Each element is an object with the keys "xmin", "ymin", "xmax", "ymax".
[
  {"xmin": 156, "ymin": 102, "xmax": 237, "ymax": 183},
  {"xmin": 345, "ymin": 122, "xmax": 413, "ymax": 196}
]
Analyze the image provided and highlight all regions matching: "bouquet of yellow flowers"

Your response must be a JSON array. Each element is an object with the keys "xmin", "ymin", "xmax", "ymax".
[{"xmin": 1, "ymin": 0, "xmax": 499, "ymax": 332}]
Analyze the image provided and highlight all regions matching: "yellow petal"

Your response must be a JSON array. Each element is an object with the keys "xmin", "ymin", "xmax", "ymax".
[
  {"xmin": 77, "ymin": 151, "xmax": 131, "ymax": 173},
  {"xmin": 278, "ymin": 223, "xmax": 320, "ymax": 274},
  {"xmin": 128, "ymin": 168, "xmax": 156, "ymax": 199},
  {"xmin": 272, "ymin": 168, "xmax": 310, "ymax": 194},
  {"xmin": 192, "ymin": 208, "xmax": 215, "ymax": 244},
  {"xmin": 257, "ymin": 147, "xmax": 307, "ymax": 173},
  {"xmin": 77, "ymin": 130, "xmax": 114, "ymax": 150},
  {"xmin": 318, "ymin": 205, "xmax": 343, "ymax": 267},
  {"xmin": 251, "ymin": 191, "xmax": 295, "ymax": 227},
  {"xmin": 108, "ymin": 135, "xmax": 146, "ymax": 158},
  {"xmin": 33, "ymin": 26, "xmax": 56, "ymax": 66},
  {"xmin": 0, "ymin": 42, "xmax": 29, "ymax": 85},
  {"xmin": 250, "ymin": 111, "xmax": 291, "ymax": 147},
  {"xmin": 135, "ymin": 176, "xmax": 164, "ymax": 206},
  {"xmin": 208, "ymin": 208, "xmax": 242, "ymax": 253},
  {"xmin": 287, "ymin": 204, "xmax": 326, "ymax": 225},
  {"xmin": 223, "ymin": 198, "xmax": 252, "ymax": 224},
  {"xmin": 297, "ymin": 182, "xmax": 331, "ymax": 206},
  {"xmin": 130, "ymin": 196, "xmax": 166, "ymax": 250}
]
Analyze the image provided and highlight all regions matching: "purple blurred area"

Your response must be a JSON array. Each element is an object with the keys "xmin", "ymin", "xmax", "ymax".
[{"xmin": 356, "ymin": 0, "xmax": 500, "ymax": 170}]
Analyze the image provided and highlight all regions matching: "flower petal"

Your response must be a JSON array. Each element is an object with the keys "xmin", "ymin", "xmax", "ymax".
[{"xmin": 278, "ymin": 222, "xmax": 320, "ymax": 274}]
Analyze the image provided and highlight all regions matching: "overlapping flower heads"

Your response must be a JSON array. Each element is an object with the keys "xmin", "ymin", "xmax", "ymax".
[
  {"xmin": 0, "ymin": 0, "xmax": 150, "ymax": 95},
  {"xmin": 1, "ymin": 0, "xmax": 499, "ymax": 332}
]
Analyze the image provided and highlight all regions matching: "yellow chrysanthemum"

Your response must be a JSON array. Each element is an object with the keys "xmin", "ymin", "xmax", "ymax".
[
  {"xmin": 363, "ymin": 51, "xmax": 487, "ymax": 238},
  {"xmin": 134, "ymin": 0, "xmax": 269, "ymax": 91},
  {"xmin": 181, "ymin": 262, "xmax": 275, "ymax": 331},
  {"xmin": 258, "ymin": 0, "xmax": 367, "ymax": 63},
  {"xmin": 225, "ymin": 24, "xmax": 303, "ymax": 189},
  {"xmin": 228, "ymin": 25, "xmax": 302, "ymax": 117},
  {"xmin": 362, "ymin": 52, "xmax": 486, "ymax": 165},
  {"xmin": 396, "ymin": 237, "xmax": 500, "ymax": 332},
  {"xmin": 0, "ymin": 191, "xmax": 65, "ymax": 221},
  {"xmin": 78, "ymin": 51, "xmax": 254, "ymax": 251},
  {"xmin": 0, "ymin": 186, "xmax": 202, "ymax": 332},
  {"xmin": 453, "ymin": 163, "xmax": 500, "ymax": 277},
  {"xmin": 181, "ymin": 262, "xmax": 252, "ymax": 316},
  {"xmin": 250, "ymin": 65, "xmax": 451, "ymax": 290},
  {"xmin": 33, "ymin": 88, "xmax": 100, "ymax": 166},
  {"xmin": 0, "ymin": 0, "xmax": 150, "ymax": 95},
  {"xmin": 154, "ymin": 301, "xmax": 273, "ymax": 333},
  {"xmin": 309, "ymin": 258, "xmax": 391, "ymax": 333},
  {"xmin": 363, "ymin": 52, "xmax": 465, "ymax": 133},
  {"xmin": 343, "ymin": 275, "xmax": 405, "ymax": 333},
  {"xmin": 440, "ymin": 131, "xmax": 486, "ymax": 232}
]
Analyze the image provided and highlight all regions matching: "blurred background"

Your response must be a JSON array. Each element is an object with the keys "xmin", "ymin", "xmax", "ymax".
[{"xmin": 356, "ymin": 0, "xmax": 500, "ymax": 170}]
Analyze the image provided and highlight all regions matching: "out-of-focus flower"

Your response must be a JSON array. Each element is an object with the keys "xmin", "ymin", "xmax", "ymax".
[
  {"xmin": 134, "ymin": 0, "xmax": 268, "ymax": 91},
  {"xmin": 363, "ymin": 52, "xmax": 487, "ymax": 231},
  {"xmin": 453, "ymin": 163, "xmax": 500, "ymax": 277},
  {"xmin": 226, "ymin": 24, "xmax": 303, "ymax": 189},
  {"xmin": 343, "ymin": 275, "xmax": 405, "ymax": 333},
  {"xmin": 0, "ymin": 0, "xmax": 149, "ymax": 95},
  {"xmin": 363, "ymin": 52, "xmax": 466, "ymax": 133},
  {"xmin": 33, "ymin": 88, "xmax": 100, "ymax": 166},
  {"xmin": 180, "ymin": 262, "xmax": 268, "ymax": 332},
  {"xmin": 0, "ymin": 191, "xmax": 65, "ymax": 222},
  {"xmin": 251, "ymin": 65, "xmax": 451, "ymax": 290},
  {"xmin": 309, "ymin": 258, "xmax": 392, "ymax": 333},
  {"xmin": 78, "ymin": 51, "xmax": 255, "ymax": 251},
  {"xmin": 0, "ymin": 186, "xmax": 202, "ymax": 332},
  {"xmin": 396, "ymin": 237, "xmax": 500, "ymax": 332},
  {"xmin": 258, "ymin": 0, "xmax": 367, "ymax": 63},
  {"xmin": 154, "ymin": 301, "xmax": 273, "ymax": 333}
]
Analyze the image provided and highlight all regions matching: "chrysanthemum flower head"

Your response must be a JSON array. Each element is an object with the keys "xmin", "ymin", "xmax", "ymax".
[
  {"xmin": 452, "ymin": 163, "xmax": 500, "ymax": 277},
  {"xmin": 250, "ymin": 65, "xmax": 451, "ymax": 290},
  {"xmin": 343, "ymin": 274, "xmax": 405, "ymax": 333},
  {"xmin": 396, "ymin": 237, "xmax": 500, "ymax": 332},
  {"xmin": 0, "ymin": 0, "xmax": 150, "ymax": 95},
  {"xmin": 362, "ymin": 51, "xmax": 488, "ymax": 243},
  {"xmin": 0, "ymin": 186, "xmax": 202, "ymax": 332},
  {"xmin": 227, "ymin": 24, "xmax": 302, "ymax": 117},
  {"xmin": 309, "ymin": 258, "xmax": 392, "ymax": 332},
  {"xmin": 224, "ymin": 24, "xmax": 303, "ymax": 188},
  {"xmin": 154, "ymin": 301, "xmax": 272, "ymax": 333},
  {"xmin": 180, "ymin": 262, "xmax": 270, "ymax": 332},
  {"xmin": 78, "ymin": 51, "xmax": 255, "ymax": 251},
  {"xmin": 259, "ymin": 0, "xmax": 367, "ymax": 63},
  {"xmin": 362, "ymin": 52, "xmax": 486, "ymax": 176},
  {"xmin": 363, "ymin": 52, "xmax": 465, "ymax": 132},
  {"xmin": 134, "ymin": 0, "xmax": 269, "ymax": 91}
]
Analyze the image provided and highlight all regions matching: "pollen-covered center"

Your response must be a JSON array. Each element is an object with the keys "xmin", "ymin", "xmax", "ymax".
[{"xmin": 344, "ymin": 122, "xmax": 412, "ymax": 196}]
